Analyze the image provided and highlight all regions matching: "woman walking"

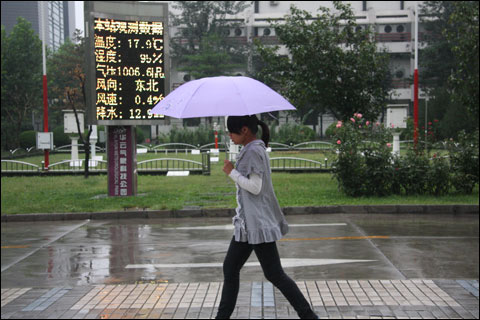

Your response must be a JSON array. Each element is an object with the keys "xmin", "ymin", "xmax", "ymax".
[{"xmin": 216, "ymin": 115, "xmax": 318, "ymax": 319}]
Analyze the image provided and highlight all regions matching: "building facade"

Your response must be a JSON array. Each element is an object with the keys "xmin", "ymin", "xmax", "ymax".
[{"xmin": 1, "ymin": 1, "xmax": 76, "ymax": 51}]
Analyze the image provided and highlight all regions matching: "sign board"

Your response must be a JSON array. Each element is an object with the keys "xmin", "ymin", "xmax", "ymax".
[
  {"xmin": 36, "ymin": 132, "xmax": 54, "ymax": 150},
  {"xmin": 167, "ymin": 171, "xmax": 189, "ymax": 176},
  {"xmin": 386, "ymin": 105, "xmax": 408, "ymax": 129},
  {"xmin": 85, "ymin": 1, "xmax": 169, "ymax": 125},
  {"xmin": 63, "ymin": 110, "xmax": 85, "ymax": 133},
  {"xmin": 107, "ymin": 126, "xmax": 137, "ymax": 196}
]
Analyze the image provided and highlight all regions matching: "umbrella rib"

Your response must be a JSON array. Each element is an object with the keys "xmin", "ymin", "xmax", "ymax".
[{"xmin": 179, "ymin": 80, "xmax": 207, "ymax": 118}]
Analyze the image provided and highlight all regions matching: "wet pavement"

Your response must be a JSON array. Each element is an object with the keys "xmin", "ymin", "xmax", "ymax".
[{"xmin": 1, "ymin": 213, "xmax": 479, "ymax": 318}]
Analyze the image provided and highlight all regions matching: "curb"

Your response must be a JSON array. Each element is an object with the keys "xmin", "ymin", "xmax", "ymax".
[{"xmin": 1, "ymin": 205, "xmax": 478, "ymax": 222}]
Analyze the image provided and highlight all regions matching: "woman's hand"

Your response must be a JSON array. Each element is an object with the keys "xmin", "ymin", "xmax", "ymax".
[{"xmin": 223, "ymin": 160, "xmax": 234, "ymax": 175}]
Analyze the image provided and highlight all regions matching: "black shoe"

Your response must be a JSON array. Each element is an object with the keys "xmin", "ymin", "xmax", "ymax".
[{"xmin": 300, "ymin": 310, "xmax": 319, "ymax": 319}]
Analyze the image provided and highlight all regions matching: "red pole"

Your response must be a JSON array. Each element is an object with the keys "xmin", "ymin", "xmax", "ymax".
[
  {"xmin": 215, "ymin": 131, "xmax": 218, "ymax": 149},
  {"xmin": 413, "ymin": 69, "xmax": 419, "ymax": 147},
  {"xmin": 43, "ymin": 75, "xmax": 49, "ymax": 169},
  {"xmin": 413, "ymin": 2, "xmax": 419, "ymax": 149},
  {"xmin": 41, "ymin": 2, "xmax": 49, "ymax": 169}
]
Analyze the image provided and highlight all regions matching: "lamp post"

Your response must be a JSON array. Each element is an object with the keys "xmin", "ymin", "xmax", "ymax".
[
  {"xmin": 424, "ymin": 94, "xmax": 429, "ymax": 143},
  {"xmin": 413, "ymin": 1, "xmax": 419, "ymax": 148}
]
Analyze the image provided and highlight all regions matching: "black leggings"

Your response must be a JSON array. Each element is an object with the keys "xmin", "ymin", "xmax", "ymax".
[{"xmin": 215, "ymin": 236, "xmax": 317, "ymax": 319}]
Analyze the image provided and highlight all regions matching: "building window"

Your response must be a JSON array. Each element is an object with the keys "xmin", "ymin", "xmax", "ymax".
[{"xmin": 47, "ymin": 1, "xmax": 64, "ymax": 51}]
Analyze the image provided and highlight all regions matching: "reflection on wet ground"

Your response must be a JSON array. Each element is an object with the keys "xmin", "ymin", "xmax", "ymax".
[{"xmin": 1, "ymin": 214, "xmax": 478, "ymax": 288}]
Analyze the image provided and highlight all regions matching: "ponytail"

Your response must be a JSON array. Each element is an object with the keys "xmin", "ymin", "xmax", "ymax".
[{"xmin": 257, "ymin": 119, "xmax": 270, "ymax": 147}]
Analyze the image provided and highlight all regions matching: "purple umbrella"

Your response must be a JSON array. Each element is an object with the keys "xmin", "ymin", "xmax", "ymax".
[{"xmin": 151, "ymin": 76, "xmax": 296, "ymax": 118}]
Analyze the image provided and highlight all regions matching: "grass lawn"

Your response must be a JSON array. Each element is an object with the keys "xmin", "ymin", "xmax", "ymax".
[{"xmin": 1, "ymin": 151, "xmax": 478, "ymax": 215}]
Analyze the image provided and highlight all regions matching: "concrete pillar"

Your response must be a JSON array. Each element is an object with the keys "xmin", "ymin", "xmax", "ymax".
[
  {"xmin": 90, "ymin": 125, "xmax": 98, "ymax": 160},
  {"xmin": 392, "ymin": 132, "xmax": 401, "ymax": 156}
]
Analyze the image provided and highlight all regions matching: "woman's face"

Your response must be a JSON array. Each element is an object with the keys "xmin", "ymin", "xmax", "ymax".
[{"xmin": 228, "ymin": 126, "xmax": 250, "ymax": 145}]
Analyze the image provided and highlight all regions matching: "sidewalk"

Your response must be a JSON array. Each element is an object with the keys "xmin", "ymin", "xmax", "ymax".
[{"xmin": 1, "ymin": 279, "xmax": 478, "ymax": 319}]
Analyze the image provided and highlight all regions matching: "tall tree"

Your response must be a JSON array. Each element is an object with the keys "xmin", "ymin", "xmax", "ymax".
[
  {"xmin": 419, "ymin": 1, "xmax": 479, "ymax": 136},
  {"xmin": 254, "ymin": 1, "xmax": 391, "ymax": 123},
  {"xmin": 178, "ymin": 33, "xmax": 245, "ymax": 79},
  {"xmin": 170, "ymin": 1, "xmax": 250, "ymax": 79},
  {"xmin": 1, "ymin": 17, "xmax": 42, "ymax": 150},
  {"xmin": 444, "ymin": 1, "xmax": 479, "ymax": 123},
  {"xmin": 48, "ymin": 30, "xmax": 93, "ymax": 178},
  {"xmin": 419, "ymin": 1, "xmax": 457, "ymax": 89},
  {"xmin": 48, "ymin": 31, "xmax": 85, "ymax": 126}
]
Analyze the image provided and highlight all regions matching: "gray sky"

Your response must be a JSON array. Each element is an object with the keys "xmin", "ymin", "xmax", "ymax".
[{"xmin": 75, "ymin": 1, "xmax": 84, "ymax": 33}]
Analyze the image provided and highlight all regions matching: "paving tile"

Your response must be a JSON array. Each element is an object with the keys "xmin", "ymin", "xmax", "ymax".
[{"xmin": 2, "ymin": 279, "xmax": 479, "ymax": 319}]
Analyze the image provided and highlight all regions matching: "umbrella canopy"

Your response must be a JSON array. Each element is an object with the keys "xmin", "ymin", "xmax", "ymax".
[{"xmin": 151, "ymin": 76, "xmax": 296, "ymax": 118}]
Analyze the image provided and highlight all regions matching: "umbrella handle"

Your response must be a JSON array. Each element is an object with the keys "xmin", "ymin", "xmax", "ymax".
[
  {"xmin": 223, "ymin": 116, "xmax": 229, "ymax": 162},
  {"xmin": 223, "ymin": 131, "xmax": 229, "ymax": 161}
]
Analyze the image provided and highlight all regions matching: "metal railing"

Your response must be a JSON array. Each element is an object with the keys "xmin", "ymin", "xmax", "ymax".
[
  {"xmin": 269, "ymin": 142, "xmax": 291, "ymax": 151},
  {"xmin": 293, "ymin": 141, "xmax": 334, "ymax": 151},
  {"xmin": 1, "ymin": 160, "xmax": 40, "ymax": 176},
  {"xmin": 2, "ymin": 154, "xmax": 211, "ymax": 176},
  {"xmin": 46, "ymin": 160, "xmax": 108, "ymax": 175},
  {"xmin": 54, "ymin": 144, "xmax": 105, "ymax": 153},
  {"xmin": 152, "ymin": 143, "xmax": 198, "ymax": 154},
  {"xmin": 199, "ymin": 142, "xmax": 227, "ymax": 151},
  {"xmin": 270, "ymin": 157, "xmax": 330, "ymax": 172},
  {"xmin": 138, "ymin": 153, "xmax": 210, "ymax": 175}
]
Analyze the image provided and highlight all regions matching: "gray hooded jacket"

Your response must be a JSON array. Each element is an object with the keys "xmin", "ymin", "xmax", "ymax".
[{"xmin": 232, "ymin": 139, "xmax": 289, "ymax": 244}]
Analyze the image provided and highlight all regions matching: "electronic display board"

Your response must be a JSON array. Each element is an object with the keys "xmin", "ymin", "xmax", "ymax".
[
  {"xmin": 85, "ymin": 2, "xmax": 169, "ymax": 125},
  {"xmin": 94, "ymin": 18, "xmax": 165, "ymax": 121}
]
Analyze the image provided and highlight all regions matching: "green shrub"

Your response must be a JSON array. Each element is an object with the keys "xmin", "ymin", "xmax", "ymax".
[
  {"xmin": 332, "ymin": 113, "xmax": 479, "ymax": 197},
  {"xmin": 52, "ymin": 126, "xmax": 70, "ymax": 147},
  {"xmin": 136, "ymin": 127, "xmax": 145, "ymax": 144},
  {"xmin": 324, "ymin": 122, "xmax": 337, "ymax": 139},
  {"xmin": 19, "ymin": 130, "xmax": 36, "ymax": 149},
  {"xmin": 446, "ymin": 130, "xmax": 479, "ymax": 194},
  {"xmin": 332, "ymin": 114, "xmax": 394, "ymax": 197},
  {"xmin": 363, "ymin": 147, "xmax": 395, "ymax": 197},
  {"xmin": 156, "ymin": 125, "xmax": 216, "ymax": 147},
  {"xmin": 427, "ymin": 154, "xmax": 451, "ymax": 196},
  {"xmin": 334, "ymin": 152, "xmax": 367, "ymax": 196},
  {"xmin": 393, "ymin": 151, "xmax": 429, "ymax": 195},
  {"xmin": 272, "ymin": 124, "xmax": 316, "ymax": 145}
]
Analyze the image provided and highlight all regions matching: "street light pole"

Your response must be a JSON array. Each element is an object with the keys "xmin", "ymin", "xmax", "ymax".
[
  {"xmin": 425, "ymin": 95, "xmax": 429, "ymax": 143},
  {"xmin": 413, "ymin": 1, "xmax": 419, "ymax": 148}
]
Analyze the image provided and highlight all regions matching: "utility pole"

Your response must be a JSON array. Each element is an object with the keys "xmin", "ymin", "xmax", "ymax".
[
  {"xmin": 413, "ymin": 1, "xmax": 419, "ymax": 148},
  {"xmin": 40, "ymin": 1, "xmax": 49, "ymax": 169}
]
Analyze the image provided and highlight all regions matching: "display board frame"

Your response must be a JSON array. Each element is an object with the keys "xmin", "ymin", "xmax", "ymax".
[{"xmin": 85, "ymin": 1, "xmax": 170, "ymax": 126}]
